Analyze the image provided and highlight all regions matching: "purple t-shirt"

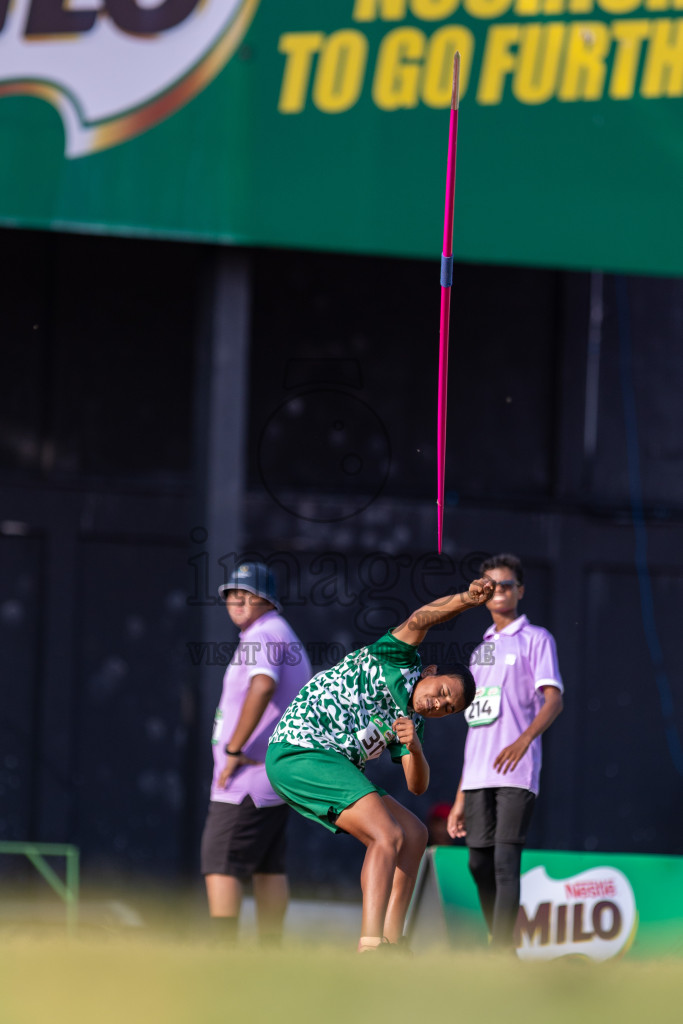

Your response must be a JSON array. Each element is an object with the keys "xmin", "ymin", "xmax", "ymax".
[
  {"xmin": 210, "ymin": 610, "xmax": 311, "ymax": 807},
  {"xmin": 461, "ymin": 614, "xmax": 563, "ymax": 796}
]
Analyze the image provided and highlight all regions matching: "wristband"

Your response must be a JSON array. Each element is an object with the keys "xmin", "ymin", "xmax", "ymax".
[{"xmin": 225, "ymin": 747, "xmax": 242, "ymax": 756}]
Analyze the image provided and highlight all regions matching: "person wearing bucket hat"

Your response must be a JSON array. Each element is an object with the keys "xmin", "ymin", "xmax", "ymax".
[
  {"xmin": 217, "ymin": 562, "xmax": 283, "ymax": 613},
  {"xmin": 201, "ymin": 561, "xmax": 311, "ymax": 944}
]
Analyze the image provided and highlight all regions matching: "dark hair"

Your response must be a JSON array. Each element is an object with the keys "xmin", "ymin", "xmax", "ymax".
[
  {"xmin": 438, "ymin": 663, "xmax": 476, "ymax": 711},
  {"xmin": 480, "ymin": 552, "xmax": 524, "ymax": 586}
]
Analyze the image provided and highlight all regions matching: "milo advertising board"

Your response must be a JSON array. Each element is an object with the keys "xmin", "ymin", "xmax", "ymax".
[
  {"xmin": 408, "ymin": 847, "xmax": 683, "ymax": 959},
  {"xmin": 516, "ymin": 862, "xmax": 638, "ymax": 959},
  {"xmin": 0, "ymin": 0, "xmax": 682, "ymax": 274}
]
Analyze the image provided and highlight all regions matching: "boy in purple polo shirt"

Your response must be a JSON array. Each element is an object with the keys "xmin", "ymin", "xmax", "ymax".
[
  {"xmin": 200, "ymin": 561, "xmax": 311, "ymax": 943},
  {"xmin": 447, "ymin": 553, "xmax": 563, "ymax": 949}
]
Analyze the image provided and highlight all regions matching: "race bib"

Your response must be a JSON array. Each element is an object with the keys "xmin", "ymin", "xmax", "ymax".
[
  {"xmin": 465, "ymin": 686, "xmax": 502, "ymax": 727},
  {"xmin": 356, "ymin": 715, "xmax": 395, "ymax": 761},
  {"xmin": 211, "ymin": 709, "xmax": 223, "ymax": 745}
]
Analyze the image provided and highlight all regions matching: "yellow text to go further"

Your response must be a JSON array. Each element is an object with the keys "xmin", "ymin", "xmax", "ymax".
[{"xmin": 277, "ymin": 19, "xmax": 683, "ymax": 113}]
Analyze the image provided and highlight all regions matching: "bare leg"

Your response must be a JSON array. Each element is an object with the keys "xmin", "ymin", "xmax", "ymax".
[
  {"xmin": 205, "ymin": 873, "xmax": 243, "ymax": 918},
  {"xmin": 334, "ymin": 792, "xmax": 404, "ymax": 941},
  {"xmin": 253, "ymin": 873, "xmax": 289, "ymax": 945},
  {"xmin": 380, "ymin": 795, "xmax": 429, "ymax": 943}
]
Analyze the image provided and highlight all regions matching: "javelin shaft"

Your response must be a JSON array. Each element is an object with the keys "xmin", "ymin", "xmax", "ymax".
[{"xmin": 437, "ymin": 52, "xmax": 460, "ymax": 554}]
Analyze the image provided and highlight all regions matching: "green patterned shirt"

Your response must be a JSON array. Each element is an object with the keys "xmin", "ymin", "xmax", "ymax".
[{"xmin": 269, "ymin": 631, "xmax": 425, "ymax": 768}]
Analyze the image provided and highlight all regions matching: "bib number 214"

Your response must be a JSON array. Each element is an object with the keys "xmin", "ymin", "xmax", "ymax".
[{"xmin": 465, "ymin": 686, "xmax": 501, "ymax": 727}]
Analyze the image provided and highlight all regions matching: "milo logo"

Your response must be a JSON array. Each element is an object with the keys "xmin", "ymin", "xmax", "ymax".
[
  {"xmin": 516, "ymin": 865, "xmax": 638, "ymax": 961},
  {"xmin": 0, "ymin": 0, "xmax": 259, "ymax": 157}
]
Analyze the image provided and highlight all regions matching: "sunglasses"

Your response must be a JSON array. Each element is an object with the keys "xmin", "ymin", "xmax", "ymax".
[{"xmin": 491, "ymin": 579, "xmax": 518, "ymax": 591}]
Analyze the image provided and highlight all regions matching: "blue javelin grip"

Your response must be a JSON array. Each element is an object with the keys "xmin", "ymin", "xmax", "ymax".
[{"xmin": 440, "ymin": 253, "xmax": 453, "ymax": 287}]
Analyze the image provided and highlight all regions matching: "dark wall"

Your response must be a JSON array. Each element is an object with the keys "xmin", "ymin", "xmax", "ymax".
[
  {"xmin": 0, "ymin": 229, "xmax": 201, "ymax": 876},
  {"xmin": 1, "ymin": 231, "xmax": 197, "ymax": 480},
  {"xmin": 248, "ymin": 254, "xmax": 562, "ymax": 504},
  {"xmin": 1, "ymin": 229, "xmax": 682, "ymax": 894}
]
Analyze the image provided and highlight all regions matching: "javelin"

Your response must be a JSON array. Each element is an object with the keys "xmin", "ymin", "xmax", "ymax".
[{"xmin": 437, "ymin": 52, "xmax": 460, "ymax": 554}]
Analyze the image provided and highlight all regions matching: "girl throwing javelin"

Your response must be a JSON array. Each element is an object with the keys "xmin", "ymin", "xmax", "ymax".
[{"xmin": 265, "ymin": 575, "xmax": 495, "ymax": 951}]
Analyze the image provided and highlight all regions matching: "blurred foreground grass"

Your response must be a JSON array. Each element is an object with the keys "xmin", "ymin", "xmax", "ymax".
[{"xmin": 1, "ymin": 932, "xmax": 683, "ymax": 1024}]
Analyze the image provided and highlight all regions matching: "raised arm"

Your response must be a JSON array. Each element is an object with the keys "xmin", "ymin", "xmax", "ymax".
[{"xmin": 392, "ymin": 576, "xmax": 495, "ymax": 647}]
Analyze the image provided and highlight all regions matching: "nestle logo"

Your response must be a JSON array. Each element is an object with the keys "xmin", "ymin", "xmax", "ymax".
[{"xmin": 564, "ymin": 880, "xmax": 617, "ymax": 900}]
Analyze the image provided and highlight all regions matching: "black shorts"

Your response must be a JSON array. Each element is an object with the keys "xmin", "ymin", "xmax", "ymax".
[
  {"xmin": 200, "ymin": 797, "xmax": 289, "ymax": 879},
  {"xmin": 464, "ymin": 787, "xmax": 536, "ymax": 847}
]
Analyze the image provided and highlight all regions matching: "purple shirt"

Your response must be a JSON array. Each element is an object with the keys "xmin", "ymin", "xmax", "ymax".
[
  {"xmin": 461, "ymin": 614, "xmax": 563, "ymax": 796},
  {"xmin": 210, "ymin": 610, "xmax": 311, "ymax": 807}
]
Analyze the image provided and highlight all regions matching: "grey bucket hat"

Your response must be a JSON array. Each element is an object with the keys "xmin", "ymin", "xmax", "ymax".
[{"xmin": 218, "ymin": 561, "xmax": 282, "ymax": 613}]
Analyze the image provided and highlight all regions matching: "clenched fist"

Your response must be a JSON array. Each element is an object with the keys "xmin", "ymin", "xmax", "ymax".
[
  {"xmin": 467, "ymin": 576, "xmax": 496, "ymax": 606},
  {"xmin": 392, "ymin": 716, "xmax": 423, "ymax": 755}
]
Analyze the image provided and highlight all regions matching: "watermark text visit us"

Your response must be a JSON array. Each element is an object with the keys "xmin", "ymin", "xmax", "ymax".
[{"xmin": 187, "ymin": 639, "xmax": 496, "ymax": 670}]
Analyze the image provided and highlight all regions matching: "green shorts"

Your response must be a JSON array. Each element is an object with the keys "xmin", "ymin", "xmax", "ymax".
[{"xmin": 265, "ymin": 742, "xmax": 387, "ymax": 834}]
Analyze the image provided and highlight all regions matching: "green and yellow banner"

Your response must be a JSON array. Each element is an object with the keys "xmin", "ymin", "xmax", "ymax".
[{"xmin": 1, "ymin": 0, "xmax": 681, "ymax": 273}]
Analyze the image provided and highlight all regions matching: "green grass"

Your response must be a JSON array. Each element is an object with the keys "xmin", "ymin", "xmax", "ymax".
[{"xmin": 1, "ymin": 934, "xmax": 683, "ymax": 1024}]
